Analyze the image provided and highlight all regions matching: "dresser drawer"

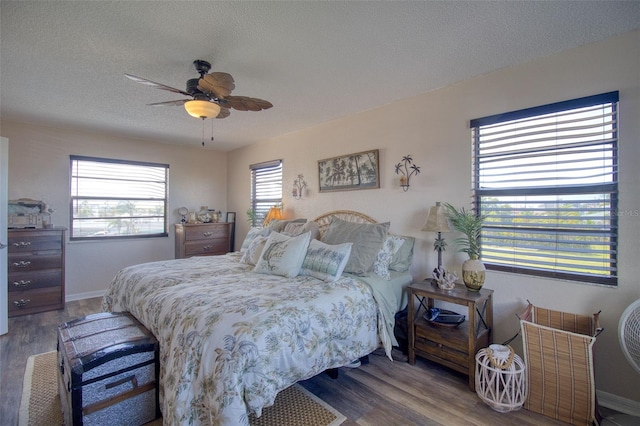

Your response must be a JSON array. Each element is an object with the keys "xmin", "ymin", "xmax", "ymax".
[
  {"xmin": 184, "ymin": 239, "xmax": 228, "ymax": 256},
  {"xmin": 8, "ymin": 286, "xmax": 64, "ymax": 316},
  {"xmin": 8, "ymin": 231, "xmax": 63, "ymax": 252},
  {"xmin": 414, "ymin": 335, "xmax": 469, "ymax": 370},
  {"xmin": 184, "ymin": 225, "xmax": 229, "ymax": 241},
  {"xmin": 8, "ymin": 253, "xmax": 62, "ymax": 272},
  {"xmin": 8, "ymin": 269, "xmax": 62, "ymax": 292}
]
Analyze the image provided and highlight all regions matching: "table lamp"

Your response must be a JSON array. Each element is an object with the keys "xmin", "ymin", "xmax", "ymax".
[
  {"xmin": 262, "ymin": 206, "xmax": 283, "ymax": 227},
  {"xmin": 421, "ymin": 202, "xmax": 450, "ymax": 270}
]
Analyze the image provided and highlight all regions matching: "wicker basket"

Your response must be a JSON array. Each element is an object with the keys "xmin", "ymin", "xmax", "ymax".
[
  {"xmin": 475, "ymin": 344, "xmax": 527, "ymax": 412},
  {"xmin": 520, "ymin": 303, "xmax": 602, "ymax": 426}
]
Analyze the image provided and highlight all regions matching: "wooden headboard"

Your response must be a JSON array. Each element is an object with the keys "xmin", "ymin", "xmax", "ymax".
[{"xmin": 313, "ymin": 210, "xmax": 377, "ymax": 237}]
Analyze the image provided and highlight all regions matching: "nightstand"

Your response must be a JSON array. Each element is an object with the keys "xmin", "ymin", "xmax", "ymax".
[{"xmin": 407, "ymin": 279, "xmax": 493, "ymax": 391}]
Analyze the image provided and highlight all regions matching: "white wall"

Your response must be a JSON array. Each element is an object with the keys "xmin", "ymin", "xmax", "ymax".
[
  {"xmin": 227, "ymin": 31, "xmax": 640, "ymax": 405},
  {"xmin": 1, "ymin": 121, "xmax": 228, "ymax": 299}
]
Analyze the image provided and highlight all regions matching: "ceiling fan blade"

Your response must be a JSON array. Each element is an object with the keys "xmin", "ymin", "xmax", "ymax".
[
  {"xmin": 216, "ymin": 107, "xmax": 231, "ymax": 119},
  {"xmin": 125, "ymin": 74, "xmax": 190, "ymax": 96},
  {"xmin": 225, "ymin": 96, "xmax": 273, "ymax": 111},
  {"xmin": 146, "ymin": 99, "xmax": 188, "ymax": 107},
  {"xmin": 198, "ymin": 72, "xmax": 236, "ymax": 98}
]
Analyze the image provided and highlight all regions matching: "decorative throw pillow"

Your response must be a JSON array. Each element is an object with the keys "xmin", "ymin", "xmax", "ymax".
[
  {"xmin": 300, "ymin": 239, "xmax": 352, "ymax": 282},
  {"xmin": 267, "ymin": 218, "xmax": 307, "ymax": 233},
  {"xmin": 373, "ymin": 235, "xmax": 405, "ymax": 280},
  {"xmin": 239, "ymin": 235, "xmax": 268, "ymax": 266},
  {"xmin": 283, "ymin": 221, "xmax": 320, "ymax": 240},
  {"xmin": 389, "ymin": 235, "xmax": 415, "ymax": 272},
  {"xmin": 240, "ymin": 227, "xmax": 271, "ymax": 252},
  {"xmin": 321, "ymin": 217, "xmax": 390, "ymax": 276},
  {"xmin": 253, "ymin": 231, "xmax": 311, "ymax": 278}
]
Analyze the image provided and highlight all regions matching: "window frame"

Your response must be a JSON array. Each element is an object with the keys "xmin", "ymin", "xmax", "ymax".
[
  {"xmin": 470, "ymin": 91, "xmax": 619, "ymax": 286},
  {"xmin": 249, "ymin": 159, "xmax": 283, "ymax": 227},
  {"xmin": 69, "ymin": 155, "xmax": 169, "ymax": 241}
]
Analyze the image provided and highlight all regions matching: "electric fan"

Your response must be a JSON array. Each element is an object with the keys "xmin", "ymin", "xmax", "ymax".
[
  {"xmin": 620, "ymin": 299, "xmax": 640, "ymax": 375},
  {"xmin": 600, "ymin": 299, "xmax": 640, "ymax": 426}
]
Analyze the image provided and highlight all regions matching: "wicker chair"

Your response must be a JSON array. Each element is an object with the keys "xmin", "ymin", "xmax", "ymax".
[{"xmin": 520, "ymin": 303, "xmax": 603, "ymax": 426}]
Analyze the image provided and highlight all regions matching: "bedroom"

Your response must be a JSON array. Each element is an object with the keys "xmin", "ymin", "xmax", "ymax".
[{"xmin": 1, "ymin": 1, "xmax": 639, "ymax": 424}]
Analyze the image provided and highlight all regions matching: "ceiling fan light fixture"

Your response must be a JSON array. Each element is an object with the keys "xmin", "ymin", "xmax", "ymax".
[{"xmin": 184, "ymin": 100, "xmax": 221, "ymax": 119}]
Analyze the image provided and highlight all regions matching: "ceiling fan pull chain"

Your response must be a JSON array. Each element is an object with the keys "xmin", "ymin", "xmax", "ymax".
[{"xmin": 202, "ymin": 118, "xmax": 205, "ymax": 147}]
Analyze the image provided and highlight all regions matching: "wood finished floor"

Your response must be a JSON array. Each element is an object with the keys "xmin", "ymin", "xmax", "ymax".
[{"xmin": 0, "ymin": 298, "xmax": 567, "ymax": 425}]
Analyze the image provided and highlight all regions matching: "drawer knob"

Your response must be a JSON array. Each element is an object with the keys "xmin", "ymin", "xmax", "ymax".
[
  {"xmin": 12, "ymin": 280, "xmax": 31, "ymax": 288},
  {"xmin": 12, "ymin": 241, "xmax": 31, "ymax": 247},
  {"xmin": 13, "ymin": 299, "xmax": 30, "ymax": 308},
  {"xmin": 12, "ymin": 260, "xmax": 31, "ymax": 268},
  {"xmin": 203, "ymin": 245, "xmax": 213, "ymax": 251},
  {"xmin": 202, "ymin": 231, "xmax": 214, "ymax": 237}
]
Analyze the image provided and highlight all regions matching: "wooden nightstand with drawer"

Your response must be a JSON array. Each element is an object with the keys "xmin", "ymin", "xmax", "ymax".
[
  {"xmin": 174, "ymin": 222, "xmax": 232, "ymax": 259},
  {"xmin": 8, "ymin": 227, "xmax": 66, "ymax": 317},
  {"xmin": 407, "ymin": 279, "xmax": 493, "ymax": 391}
]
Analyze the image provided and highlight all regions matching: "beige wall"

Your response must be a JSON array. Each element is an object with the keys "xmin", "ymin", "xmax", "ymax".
[
  {"xmin": 227, "ymin": 31, "xmax": 640, "ymax": 406},
  {"xmin": 1, "ymin": 121, "xmax": 228, "ymax": 299}
]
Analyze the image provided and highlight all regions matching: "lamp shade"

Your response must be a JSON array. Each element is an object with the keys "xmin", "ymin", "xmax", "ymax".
[
  {"xmin": 262, "ymin": 206, "xmax": 283, "ymax": 227},
  {"xmin": 421, "ymin": 202, "xmax": 451, "ymax": 233},
  {"xmin": 184, "ymin": 100, "xmax": 221, "ymax": 119}
]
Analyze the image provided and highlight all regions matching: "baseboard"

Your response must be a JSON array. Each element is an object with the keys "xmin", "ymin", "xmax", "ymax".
[
  {"xmin": 65, "ymin": 290, "xmax": 105, "ymax": 302},
  {"xmin": 597, "ymin": 390, "xmax": 640, "ymax": 416}
]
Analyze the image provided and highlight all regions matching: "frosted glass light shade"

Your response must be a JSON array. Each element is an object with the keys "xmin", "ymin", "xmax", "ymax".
[{"xmin": 184, "ymin": 100, "xmax": 221, "ymax": 119}]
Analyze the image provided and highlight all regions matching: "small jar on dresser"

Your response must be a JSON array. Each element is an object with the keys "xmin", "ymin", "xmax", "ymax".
[
  {"xmin": 8, "ymin": 227, "xmax": 66, "ymax": 317},
  {"xmin": 174, "ymin": 222, "xmax": 232, "ymax": 259}
]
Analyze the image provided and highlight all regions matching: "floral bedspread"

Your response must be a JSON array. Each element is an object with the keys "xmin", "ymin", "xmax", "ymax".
[{"xmin": 102, "ymin": 252, "xmax": 381, "ymax": 425}]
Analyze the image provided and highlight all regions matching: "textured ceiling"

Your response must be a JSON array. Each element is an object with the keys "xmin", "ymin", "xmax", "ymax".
[{"xmin": 1, "ymin": 1, "xmax": 639, "ymax": 151}]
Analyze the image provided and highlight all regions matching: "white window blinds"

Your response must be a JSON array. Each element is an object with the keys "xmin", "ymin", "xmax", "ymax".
[
  {"xmin": 471, "ymin": 91, "xmax": 618, "ymax": 285},
  {"xmin": 250, "ymin": 160, "xmax": 282, "ymax": 227},
  {"xmin": 70, "ymin": 156, "xmax": 168, "ymax": 240}
]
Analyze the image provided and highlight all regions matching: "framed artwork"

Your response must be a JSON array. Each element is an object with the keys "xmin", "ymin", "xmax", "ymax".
[
  {"xmin": 318, "ymin": 149, "xmax": 380, "ymax": 193},
  {"xmin": 226, "ymin": 212, "xmax": 236, "ymax": 252}
]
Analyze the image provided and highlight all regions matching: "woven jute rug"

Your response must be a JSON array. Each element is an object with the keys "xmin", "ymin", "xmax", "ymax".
[{"xmin": 19, "ymin": 351, "xmax": 345, "ymax": 426}]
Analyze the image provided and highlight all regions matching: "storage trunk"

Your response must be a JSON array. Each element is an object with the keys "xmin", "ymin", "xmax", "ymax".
[{"xmin": 57, "ymin": 312, "xmax": 160, "ymax": 425}]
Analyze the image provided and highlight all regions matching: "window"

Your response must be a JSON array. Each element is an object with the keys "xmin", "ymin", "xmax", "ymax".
[
  {"xmin": 249, "ymin": 160, "xmax": 282, "ymax": 227},
  {"xmin": 471, "ymin": 91, "xmax": 618, "ymax": 286},
  {"xmin": 70, "ymin": 156, "xmax": 169, "ymax": 240}
]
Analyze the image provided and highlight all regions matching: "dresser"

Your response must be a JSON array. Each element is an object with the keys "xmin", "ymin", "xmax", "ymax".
[
  {"xmin": 8, "ymin": 227, "xmax": 66, "ymax": 317},
  {"xmin": 174, "ymin": 223, "xmax": 232, "ymax": 259}
]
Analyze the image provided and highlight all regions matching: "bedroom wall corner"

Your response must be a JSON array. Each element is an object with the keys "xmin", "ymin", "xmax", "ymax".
[{"xmin": 2, "ymin": 120, "xmax": 228, "ymax": 299}]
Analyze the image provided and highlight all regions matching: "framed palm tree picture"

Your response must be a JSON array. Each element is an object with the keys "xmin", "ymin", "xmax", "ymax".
[{"xmin": 318, "ymin": 149, "xmax": 379, "ymax": 192}]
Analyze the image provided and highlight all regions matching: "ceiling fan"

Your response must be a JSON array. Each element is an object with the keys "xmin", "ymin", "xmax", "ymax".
[{"xmin": 125, "ymin": 60, "xmax": 273, "ymax": 120}]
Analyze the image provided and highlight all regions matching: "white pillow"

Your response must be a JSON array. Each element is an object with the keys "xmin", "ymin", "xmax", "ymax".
[
  {"xmin": 240, "ymin": 227, "xmax": 271, "ymax": 252},
  {"xmin": 239, "ymin": 235, "xmax": 268, "ymax": 266},
  {"xmin": 300, "ymin": 239, "xmax": 352, "ymax": 282},
  {"xmin": 253, "ymin": 231, "xmax": 311, "ymax": 278},
  {"xmin": 373, "ymin": 235, "xmax": 405, "ymax": 280}
]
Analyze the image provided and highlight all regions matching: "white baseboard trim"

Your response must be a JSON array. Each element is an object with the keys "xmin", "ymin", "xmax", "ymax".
[
  {"xmin": 65, "ymin": 290, "xmax": 105, "ymax": 302},
  {"xmin": 597, "ymin": 390, "xmax": 640, "ymax": 416}
]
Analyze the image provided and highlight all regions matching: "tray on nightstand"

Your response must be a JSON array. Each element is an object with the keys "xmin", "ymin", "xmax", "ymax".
[{"xmin": 423, "ymin": 308, "xmax": 465, "ymax": 328}]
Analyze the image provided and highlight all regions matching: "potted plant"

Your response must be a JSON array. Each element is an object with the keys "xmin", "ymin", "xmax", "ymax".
[{"xmin": 443, "ymin": 202, "xmax": 487, "ymax": 291}]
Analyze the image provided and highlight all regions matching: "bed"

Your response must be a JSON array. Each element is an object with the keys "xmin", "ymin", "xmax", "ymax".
[{"xmin": 102, "ymin": 210, "xmax": 414, "ymax": 425}]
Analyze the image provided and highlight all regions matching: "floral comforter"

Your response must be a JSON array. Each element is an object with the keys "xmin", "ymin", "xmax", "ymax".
[{"xmin": 102, "ymin": 252, "xmax": 388, "ymax": 425}]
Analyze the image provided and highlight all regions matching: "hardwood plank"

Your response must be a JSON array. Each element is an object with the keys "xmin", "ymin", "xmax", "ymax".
[{"xmin": 1, "ymin": 297, "xmax": 570, "ymax": 425}]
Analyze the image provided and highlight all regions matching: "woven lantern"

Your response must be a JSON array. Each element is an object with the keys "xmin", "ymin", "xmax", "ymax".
[{"xmin": 475, "ymin": 344, "xmax": 527, "ymax": 413}]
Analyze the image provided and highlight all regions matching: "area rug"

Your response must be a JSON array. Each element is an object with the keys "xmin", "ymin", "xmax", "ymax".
[{"xmin": 19, "ymin": 351, "xmax": 345, "ymax": 426}]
